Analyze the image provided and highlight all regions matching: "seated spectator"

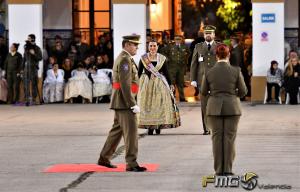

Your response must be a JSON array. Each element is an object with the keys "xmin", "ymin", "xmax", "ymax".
[
  {"xmin": 43, "ymin": 63, "xmax": 64, "ymax": 103},
  {"xmin": 62, "ymin": 58, "xmax": 73, "ymax": 82},
  {"xmin": 283, "ymin": 57, "xmax": 300, "ymax": 104},
  {"xmin": 266, "ymin": 60, "xmax": 283, "ymax": 103},
  {"xmin": 83, "ymin": 55, "xmax": 92, "ymax": 69},
  {"xmin": 43, "ymin": 56, "xmax": 56, "ymax": 80},
  {"xmin": 64, "ymin": 62, "xmax": 92, "ymax": 103},
  {"xmin": 50, "ymin": 42, "xmax": 66, "ymax": 67},
  {"xmin": 285, "ymin": 50, "xmax": 298, "ymax": 67},
  {"xmin": 90, "ymin": 66, "xmax": 112, "ymax": 103},
  {"xmin": 95, "ymin": 55, "xmax": 105, "ymax": 69},
  {"xmin": 0, "ymin": 68, "xmax": 8, "ymax": 103},
  {"xmin": 102, "ymin": 53, "xmax": 113, "ymax": 69}
]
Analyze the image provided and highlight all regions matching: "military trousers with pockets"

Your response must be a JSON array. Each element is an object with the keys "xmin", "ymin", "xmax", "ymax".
[
  {"xmin": 99, "ymin": 109, "xmax": 139, "ymax": 168},
  {"xmin": 207, "ymin": 115, "xmax": 240, "ymax": 175}
]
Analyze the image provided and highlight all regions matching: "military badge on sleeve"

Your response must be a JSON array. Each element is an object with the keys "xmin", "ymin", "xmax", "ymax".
[{"xmin": 122, "ymin": 63, "xmax": 129, "ymax": 71}]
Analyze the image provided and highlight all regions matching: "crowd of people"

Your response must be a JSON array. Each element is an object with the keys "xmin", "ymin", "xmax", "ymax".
[
  {"xmin": 0, "ymin": 28, "xmax": 299, "ymax": 106},
  {"xmin": 0, "ymin": 33, "xmax": 114, "ymax": 105}
]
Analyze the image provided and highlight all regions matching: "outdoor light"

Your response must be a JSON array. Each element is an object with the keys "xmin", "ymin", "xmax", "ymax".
[{"xmin": 150, "ymin": 0, "xmax": 157, "ymax": 13}]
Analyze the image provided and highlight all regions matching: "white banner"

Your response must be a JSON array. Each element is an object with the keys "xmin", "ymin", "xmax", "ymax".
[{"xmin": 252, "ymin": 3, "xmax": 284, "ymax": 76}]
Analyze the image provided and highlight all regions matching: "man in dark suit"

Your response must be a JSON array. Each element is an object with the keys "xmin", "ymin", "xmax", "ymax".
[
  {"xmin": 230, "ymin": 36, "xmax": 250, "ymax": 100},
  {"xmin": 73, "ymin": 33, "xmax": 90, "ymax": 62},
  {"xmin": 229, "ymin": 36, "xmax": 244, "ymax": 68}
]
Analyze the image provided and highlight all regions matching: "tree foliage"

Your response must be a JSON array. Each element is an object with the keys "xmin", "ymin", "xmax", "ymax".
[{"xmin": 216, "ymin": 0, "xmax": 244, "ymax": 30}]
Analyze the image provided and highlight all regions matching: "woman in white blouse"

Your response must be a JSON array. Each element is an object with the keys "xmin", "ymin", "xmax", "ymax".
[
  {"xmin": 64, "ymin": 62, "xmax": 92, "ymax": 103},
  {"xmin": 43, "ymin": 63, "xmax": 65, "ymax": 103}
]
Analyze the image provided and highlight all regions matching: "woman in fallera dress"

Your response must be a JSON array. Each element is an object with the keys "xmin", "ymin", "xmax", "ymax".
[{"xmin": 137, "ymin": 39, "xmax": 181, "ymax": 135}]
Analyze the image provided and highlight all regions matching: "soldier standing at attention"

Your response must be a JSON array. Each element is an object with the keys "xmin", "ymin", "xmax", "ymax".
[
  {"xmin": 201, "ymin": 44, "xmax": 247, "ymax": 175},
  {"xmin": 97, "ymin": 34, "xmax": 147, "ymax": 172},
  {"xmin": 167, "ymin": 35, "xmax": 190, "ymax": 102},
  {"xmin": 190, "ymin": 25, "xmax": 218, "ymax": 135}
]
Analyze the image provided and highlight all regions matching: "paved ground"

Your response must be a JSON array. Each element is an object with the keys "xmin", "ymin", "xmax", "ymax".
[{"xmin": 0, "ymin": 102, "xmax": 299, "ymax": 192}]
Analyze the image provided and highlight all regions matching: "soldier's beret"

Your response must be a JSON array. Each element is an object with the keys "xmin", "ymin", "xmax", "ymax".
[
  {"xmin": 204, "ymin": 25, "xmax": 216, "ymax": 32},
  {"xmin": 122, "ymin": 34, "xmax": 141, "ymax": 44}
]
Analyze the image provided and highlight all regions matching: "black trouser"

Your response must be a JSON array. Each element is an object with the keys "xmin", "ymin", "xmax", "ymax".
[
  {"xmin": 23, "ymin": 69, "xmax": 38, "ymax": 103},
  {"xmin": 266, "ymin": 83, "xmax": 280, "ymax": 102},
  {"xmin": 7, "ymin": 71, "xmax": 20, "ymax": 103},
  {"xmin": 288, "ymin": 90, "xmax": 299, "ymax": 105}
]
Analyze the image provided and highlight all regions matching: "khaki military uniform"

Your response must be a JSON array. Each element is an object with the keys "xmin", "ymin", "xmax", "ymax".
[
  {"xmin": 167, "ymin": 43, "xmax": 190, "ymax": 100},
  {"xmin": 201, "ymin": 61, "xmax": 247, "ymax": 175},
  {"xmin": 99, "ymin": 50, "xmax": 140, "ymax": 169},
  {"xmin": 190, "ymin": 41, "xmax": 218, "ymax": 132}
]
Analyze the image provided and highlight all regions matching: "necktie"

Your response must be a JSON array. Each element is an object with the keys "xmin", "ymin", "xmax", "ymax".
[{"xmin": 208, "ymin": 43, "xmax": 211, "ymax": 51}]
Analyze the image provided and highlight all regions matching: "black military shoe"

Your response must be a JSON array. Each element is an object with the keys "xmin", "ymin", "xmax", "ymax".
[
  {"xmin": 97, "ymin": 161, "xmax": 117, "ymax": 168},
  {"xmin": 126, "ymin": 166, "xmax": 147, "ymax": 172}
]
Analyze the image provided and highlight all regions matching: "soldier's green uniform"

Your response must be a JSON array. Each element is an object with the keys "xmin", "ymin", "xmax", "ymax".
[
  {"xmin": 167, "ymin": 36, "xmax": 190, "ymax": 101},
  {"xmin": 98, "ymin": 35, "xmax": 141, "ymax": 170},
  {"xmin": 190, "ymin": 25, "xmax": 218, "ymax": 134},
  {"xmin": 201, "ymin": 60, "xmax": 247, "ymax": 175},
  {"xmin": 158, "ymin": 40, "xmax": 170, "ymax": 58}
]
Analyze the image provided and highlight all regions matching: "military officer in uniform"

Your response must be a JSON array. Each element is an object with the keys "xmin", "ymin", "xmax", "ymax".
[
  {"xmin": 167, "ymin": 35, "xmax": 190, "ymax": 102},
  {"xmin": 97, "ymin": 34, "xmax": 147, "ymax": 172},
  {"xmin": 190, "ymin": 25, "xmax": 218, "ymax": 135},
  {"xmin": 201, "ymin": 44, "xmax": 247, "ymax": 175}
]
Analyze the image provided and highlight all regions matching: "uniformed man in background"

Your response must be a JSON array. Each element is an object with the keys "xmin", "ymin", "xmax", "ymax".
[
  {"xmin": 97, "ymin": 34, "xmax": 147, "ymax": 172},
  {"xmin": 190, "ymin": 25, "xmax": 219, "ymax": 135},
  {"xmin": 167, "ymin": 35, "xmax": 190, "ymax": 102}
]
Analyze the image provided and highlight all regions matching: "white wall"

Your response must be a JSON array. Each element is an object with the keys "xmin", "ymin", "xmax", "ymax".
[
  {"xmin": 113, "ymin": 4, "xmax": 146, "ymax": 63},
  {"xmin": 43, "ymin": 0, "xmax": 72, "ymax": 29},
  {"xmin": 252, "ymin": 3, "xmax": 284, "ymax": 76},
  {"xmin": 8, "ymin": 4, "xmax": 43, "ymax": 77},
  {"xmin": 285, "ymin": 0, "xmax": 299, "ymax": 28}
]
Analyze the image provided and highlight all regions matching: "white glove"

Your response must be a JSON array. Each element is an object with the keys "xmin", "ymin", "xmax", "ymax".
[
  {"xmin": 131, "ymin": 105, "xmax": 140, "ymax": 113},
  {"xmin": 191, "ymin": 81, "xmax": 197, "ymax": 87},
  {"xmin": 1, "ymin": 70, "xmax": 5, "ymax": 78}
]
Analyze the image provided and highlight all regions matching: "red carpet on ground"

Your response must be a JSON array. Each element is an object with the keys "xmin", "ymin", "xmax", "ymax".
[{"xmin": 43, "ymin": 164, "xmax": 159, "ymax": 173}]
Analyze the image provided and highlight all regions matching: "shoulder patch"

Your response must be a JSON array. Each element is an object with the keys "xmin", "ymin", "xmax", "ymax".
[{"xmin": 122, "ymin": 63, "xmax": 129, "ymax": 71}]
